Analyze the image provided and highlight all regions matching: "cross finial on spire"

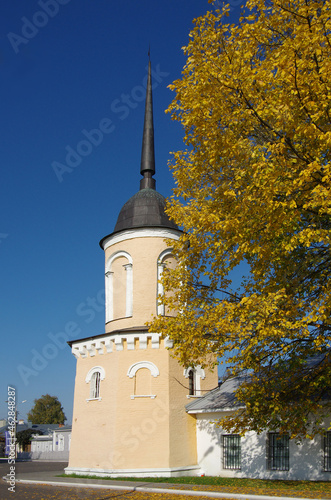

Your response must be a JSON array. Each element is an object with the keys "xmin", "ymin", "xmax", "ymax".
[{"xmin": 140, "ymin": 56, "xmax": 156, "ymax": 190}]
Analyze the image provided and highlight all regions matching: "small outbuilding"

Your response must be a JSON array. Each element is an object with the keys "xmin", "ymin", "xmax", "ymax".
[
  {"xmin": 186, "ymin": 377, "xmax": 331, "ymax": 481},
  {"xmin": 29, "ymin": 425, "xmax": 71, "ymax": 461}
]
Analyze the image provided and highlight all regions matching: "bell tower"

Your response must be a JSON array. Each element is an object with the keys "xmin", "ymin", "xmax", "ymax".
[{"xmin": 66, "ymin": 60, "xmax": 218, "ymax": 478}]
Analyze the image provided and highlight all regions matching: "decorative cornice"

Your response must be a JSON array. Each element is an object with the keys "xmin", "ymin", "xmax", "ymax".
[
  {"xmin": 101, "ymin": 227, "xmax": 182, "ymax": 251},
  {"xmin": 71, "ymin": 332, "xmax": 173, "ymax": 358}
]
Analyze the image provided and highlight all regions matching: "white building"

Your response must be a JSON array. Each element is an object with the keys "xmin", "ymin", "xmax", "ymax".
[
  {"xmin": 187, "ymin": 378, "xmax": 331, "ymax": 481},
  {"xmin": 30, "ymin": 426, "xmax": 71, "ymax": 461}
]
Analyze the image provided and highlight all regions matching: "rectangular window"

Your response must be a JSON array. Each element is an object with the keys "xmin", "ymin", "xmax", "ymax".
[
  {"xmin": 324, "ymin": 432, "xmax": 331, "ymax": 472},
  {"xmin": 223, "ymin": 434, "xmax": 241, "ymax": 470},
  {"xmin": 268, "ymin": 433, "xmax": 289, "ymax": 471}
]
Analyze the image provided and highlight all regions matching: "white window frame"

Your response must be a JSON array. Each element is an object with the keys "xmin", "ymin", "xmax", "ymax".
[
  {"xmin": 184, "ymin": 365, "xmax": 206, "ymax": 397},
  {"xmin": 127, "ymin": 361, "xmax": 159, "ymax": 399},
  {"xmin": 105, "ymin": 250, "xmax": 133, "ymax": 322},
  {"xmin": 157, "ymin": 249, "xmax": 174, "ymax": 316},
  {"xmin": 85, "ymin": 366, "xmax": 105, "ymax": 401}
]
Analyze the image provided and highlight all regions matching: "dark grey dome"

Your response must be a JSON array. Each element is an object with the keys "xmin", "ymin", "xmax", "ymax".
[{"xmin": 114, "ymin": 188, "xmax": 178, "ymax": 232}]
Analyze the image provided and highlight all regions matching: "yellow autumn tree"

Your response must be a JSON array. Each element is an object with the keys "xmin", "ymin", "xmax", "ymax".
[{"xmin": 151, "ymin": 0, "xmax": 331, "ymax": 438}]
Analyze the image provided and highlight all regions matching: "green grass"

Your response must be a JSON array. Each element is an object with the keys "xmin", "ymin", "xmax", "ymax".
[{"xmin": 60, "ymin": 474, "xmax": 331, "ymax": 495}]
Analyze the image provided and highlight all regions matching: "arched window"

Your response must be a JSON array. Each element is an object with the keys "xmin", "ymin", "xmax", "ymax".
[
  {"xmin": 184, "ymin": 366, "xmax": 205, "ymax": 396},
  {"xmin": 105, "ymin": 251, "xmax": 133, "ymax": 322},
  {"xmin": 157, "ymin": 249, "xmax": 176, "ymax": 316},
  {"xmin": 85, "ymin": 366, "xmax": 105, "ymax": 401},
  {"xmin": 127, "ymin": 361, "xmax": 159, "ymax": 399},
  {"xmin": 134, "ymin": 368, "xmax": 151, "ymax": 396},
  {"xmin": 188, "ymin": 369, "xmax": 195, "ymax": 396}
]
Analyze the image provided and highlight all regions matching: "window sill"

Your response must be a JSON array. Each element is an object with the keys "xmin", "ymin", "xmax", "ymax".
[
  {"xmin": 130, "ymin": 395, "xmax": 156, "ymax": 399},
  {"xmin": 86, "ymin": 397, "xmax": 102, "ymax": 402},
  {"xmin": 186, "ymin": 395, "xmax": 203, "ymax": 399},
  {"xmin": 267, "ymin": 468, "xmax": 289, "ymax": 472}
]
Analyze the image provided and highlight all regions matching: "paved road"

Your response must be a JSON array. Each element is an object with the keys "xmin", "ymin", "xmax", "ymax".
[
  {"xmin": 0, "ymin": 461, "xmax": 122, "ymax": 498},
  {"xmin": 0, "ymin": 458, "xmax": 67, "ymax": 476}
]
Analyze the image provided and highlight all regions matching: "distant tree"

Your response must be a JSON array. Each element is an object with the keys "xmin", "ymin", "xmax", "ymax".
[
  {"xmin": 16, "ymin": 428, "xmax": 42, "ymax": 449},
  {"xmin": 27, "ymin": 395, "xmax": 66, "ymax": 424}
]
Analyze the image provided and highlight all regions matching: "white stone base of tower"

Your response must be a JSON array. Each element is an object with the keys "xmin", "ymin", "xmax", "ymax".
[{"xmin": 65, "ymin": 465, "xmax": 201, "ymax": 478}]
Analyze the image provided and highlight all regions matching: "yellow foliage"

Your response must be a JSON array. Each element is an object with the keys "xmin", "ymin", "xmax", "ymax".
[{"xmin": 149, "ymin": 0, "xmax": 331, "ymax": 438}]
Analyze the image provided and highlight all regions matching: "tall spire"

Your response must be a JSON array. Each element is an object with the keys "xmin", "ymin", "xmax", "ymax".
[{"xmin": 140, "ymin": 58, "xmax": 156, "ymax": 190}]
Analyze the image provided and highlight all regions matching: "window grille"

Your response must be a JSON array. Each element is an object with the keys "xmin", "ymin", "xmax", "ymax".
[
  {"xmin": 324, "ymin": 432, "xmax": 331, "ymax": 472},
  {"xmin": 90, "ymin": 371, "xmax": 101, "ymax": 399},
  {"xmin": 223, "ymin": 434, "xmax": 241, "ymax": 470},
  {"xmin": 267, "ymin": 433, "xmax": 289, "ymax": 471}
]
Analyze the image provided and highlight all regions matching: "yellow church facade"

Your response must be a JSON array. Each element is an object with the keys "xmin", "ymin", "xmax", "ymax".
[{"xmin": 66, "ymin": 61, "xmax": 218, "ymax": 478}]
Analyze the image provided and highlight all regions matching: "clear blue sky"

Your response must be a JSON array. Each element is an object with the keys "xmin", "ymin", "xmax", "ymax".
[{"xmin": 0, "ymin": 0, "xmax": 244, "ymax": 424}]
